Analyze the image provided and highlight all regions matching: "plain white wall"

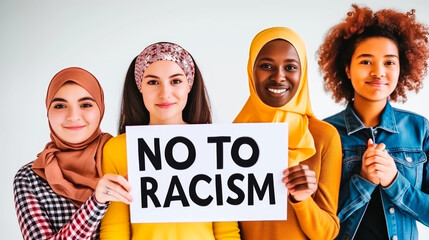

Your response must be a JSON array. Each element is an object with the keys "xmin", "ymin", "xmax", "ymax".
[{"xmin": 1, "ymin": 0, "xmax": 429, "ymax": 238}]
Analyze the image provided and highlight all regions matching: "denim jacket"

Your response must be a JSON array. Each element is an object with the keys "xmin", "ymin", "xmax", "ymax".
[{"xmin": 325, "ymin": 101, "xmax": 429, "ymax": 240}]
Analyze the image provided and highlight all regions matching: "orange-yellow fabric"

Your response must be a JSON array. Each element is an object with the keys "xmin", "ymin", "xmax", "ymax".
[
  {"xmin": 32, "ymin": 67, "xmax": 112, "ymax": 206},
  {"xmin": 234, "ymin": 27, "xmax": 315, "ymax": 166},
  {"xmin": 235, "ymin": 27, "xmax": 341, "ymax": 239},
  {"xmin": 240, "ymin": 117, "xmax": 341, "ymax": 239},
  {"xmin": 100, "ymin": 134, "xmax": 240, "ymax": 240}
]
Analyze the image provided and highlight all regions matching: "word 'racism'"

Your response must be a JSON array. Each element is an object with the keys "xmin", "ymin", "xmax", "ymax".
[{"xmin": 137, "ymin": 136, "xmax": 276, "ymax": 208}]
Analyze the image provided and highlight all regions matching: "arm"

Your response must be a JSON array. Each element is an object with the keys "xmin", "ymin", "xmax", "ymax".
[
  {"xmin": 13, "ymin": 165, "xmax": 108, "ymax": 240},
  {"xmin": 382, "ymin": 118, "xmax": 429, "ymax": 226},
  {"xmin": 212, "ymin": 222, "xmax": 240, "ymax": 240},
  {"xmin": 336, "ymin": 174, "xmax": 377, "ymax": 221},
  {"xmin": 291, "ymin": 125, "xmax": 342, "ymax": 240},
  {"xmin": 100, "ymin": 136, "xmax": 132, "ymax": 240},
  {"xmin": 336, "ymin": 141, "xmax": 378, "ymax": 222}
]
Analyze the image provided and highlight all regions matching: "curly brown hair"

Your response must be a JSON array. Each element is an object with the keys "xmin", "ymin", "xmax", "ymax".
[{"xmin": 317, "ymin": 4, "xmax": 429, "ymax": 103}]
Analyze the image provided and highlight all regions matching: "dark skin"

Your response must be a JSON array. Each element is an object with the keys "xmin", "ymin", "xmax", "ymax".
[
  {"xmin": 254, "ymin": 39, "xmax": 317, "ymax": 202},
  {"xmin": 283, "ymin": 165, "xmax": 317, "ymax": 202}
]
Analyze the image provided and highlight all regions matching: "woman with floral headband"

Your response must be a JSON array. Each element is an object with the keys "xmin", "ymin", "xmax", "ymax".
[
  {"xmin": 235, "ymin": 27, "xmax": 342, "ymax": 240},
  {"xmin": 318, "ymin": 4, "xmax": 429, "ymax": 240},
  {"xmin": 13, "ymin": 67, "xmax": 132, "ymax": 240},
  {"xmin": 100, "ymin": 42, "xmax": 240, "ymax": 240}
]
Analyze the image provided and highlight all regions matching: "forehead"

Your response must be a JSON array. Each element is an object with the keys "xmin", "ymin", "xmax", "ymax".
[
  {"xmin": 143, "ymin": 60, "xmax": 185, "ymax": 76},
  {"xmin": 53, "ymin": 82, "xmax": 92, "ymax": 98},
  {"xmin": 256, "ymin": 39, "xmax": 300, "ymax": 60},
  {"xmin": 354, "ymin": 37, "xmax": 399, "ymax": 56}
]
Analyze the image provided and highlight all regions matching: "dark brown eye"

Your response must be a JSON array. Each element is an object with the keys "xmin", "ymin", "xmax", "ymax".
[{"xmin": 53, "ymin": 104, "xmax": 66, "ymax": 109}]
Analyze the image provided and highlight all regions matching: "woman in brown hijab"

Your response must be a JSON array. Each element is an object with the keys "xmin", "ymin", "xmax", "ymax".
[{"xmin": 13, "ymin": 67, "xmax": 132, "ymax": 240}]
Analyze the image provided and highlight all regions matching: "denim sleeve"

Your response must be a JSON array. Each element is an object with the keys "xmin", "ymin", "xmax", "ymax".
[
  {"xmin": 337, "ymin": 174, "xmax": 377, "ymax": 222},
  {"xmin": 383, "ymin": 172, "xmax": 429, "ymax": 226},
  {"xmin": 383, "ymin": 118, "xmax": 429, "ymax": 226}
]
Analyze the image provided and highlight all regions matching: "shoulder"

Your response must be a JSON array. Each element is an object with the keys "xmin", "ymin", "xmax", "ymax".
[
  {"xmin": 14, "ymin": 162, "xmax": 36, "ymax": 183},
  {"xmin": 323, "ymin": 111, "xmax": 346, "ymax": 128},
  {"xmin": 308, "ymin": 116, "xmax": 340, "ymax": 139},
  {"xmin": 391, "ymin": 107, "xmax": 429, "ymax": 135},
  {"xmin": 102, "ymin": 134, "xmax": 128, "ymax": 174},
  {"xmin": 13, "ymin": 161, "xmax": 43, "ymax": 192},
  {"xmin": 308, "ymin": 116, "xmax": 342, "ymax": 156},
  {"xmin": 105, "ymin": 133, "xmax": 127, "ymax": 146},
  {"xmin": 103, "ymin": 134, "xmax": 127, "ymax": 153},
  {"xmin": 392, "ymin": 107, "xmax": 428, "ymax": 123}
]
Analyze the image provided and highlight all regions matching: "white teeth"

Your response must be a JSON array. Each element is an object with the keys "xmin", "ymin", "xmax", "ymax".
[{"xmin": 268, "ymin": 88, "xmax": 287, "ymax": 94}]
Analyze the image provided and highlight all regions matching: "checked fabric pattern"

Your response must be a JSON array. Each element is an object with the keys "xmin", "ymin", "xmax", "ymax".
[{"xmin": 13, "ymin": 162, "xmax": 109, "ymax": 240}]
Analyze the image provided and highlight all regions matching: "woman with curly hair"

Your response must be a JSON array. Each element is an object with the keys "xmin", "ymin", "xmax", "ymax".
[{"xmin": 318, "ymin": 4, "xmax": 429, "ymax": 240}]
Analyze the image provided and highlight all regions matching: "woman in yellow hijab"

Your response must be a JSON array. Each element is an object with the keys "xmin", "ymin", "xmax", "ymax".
[{"xmin": 235, "ymin": 27, "xmax": 342, "ymax": 239}]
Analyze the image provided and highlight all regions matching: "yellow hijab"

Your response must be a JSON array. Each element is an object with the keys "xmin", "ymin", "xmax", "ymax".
[{"xmin": 234, "ymin": 27, "xmax": 315, "ymax": 166}]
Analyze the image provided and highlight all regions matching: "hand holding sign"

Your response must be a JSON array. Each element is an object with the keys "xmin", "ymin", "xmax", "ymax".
[
  {"xmin": 282, "ymin": 164, "xmax": 317, "ymax": 202},
  {"xmin": 95, "ymin": 174, "xmax": 133, "ymax": 204}
]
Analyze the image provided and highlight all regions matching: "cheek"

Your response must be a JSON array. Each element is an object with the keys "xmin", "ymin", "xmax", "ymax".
[
  {"xmin": 291, "ymin": 72, "xmax": 301, "ymax": 85},
  {"xmin": 86, "ymin": 110, "xmax": 101, "ymax": 126},
  {"xmin": 178, "ymin": 88, "xmax": 190, "ymax": 103},
  {"xmin": 253, "ymin": 70, "xmax": 264, "ymax": 86},
  {"xmin": 389, "ymin": 70, "xmax": 400, "ymax": 83},
  {"xmin": 349, "ymin": 67, "xmax": 366, "ymax": 82},
  {"xmin": 47, "ymin": 112, "xmax": 63, "ymax": 129},
  {"xmin": 141, "ymin": 90, "xmax": 155, "ymax": 106}
]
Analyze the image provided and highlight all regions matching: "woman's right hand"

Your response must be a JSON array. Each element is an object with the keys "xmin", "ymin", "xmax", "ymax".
[{"xmin": 95, "ymin": 174, "xmax": 133, "ymax": 204}]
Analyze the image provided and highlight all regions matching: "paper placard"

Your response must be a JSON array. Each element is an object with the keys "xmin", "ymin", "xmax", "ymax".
[{"xmin": 126, "ymin": 123, "xmax": 288, "ymax": 223}]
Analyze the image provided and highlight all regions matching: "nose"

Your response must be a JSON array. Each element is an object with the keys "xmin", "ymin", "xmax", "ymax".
[
  {"xmin": 272, "ymin": 68, "xmax": 286, "ymax": 83},
  {"xmin": 159, "ymin": 84, "xmax": 172, "ymax": 99},
  {"xmin": 370, "ymin": 63, "xmax": 386, "ymax": 78},
  {"xmin": 66, "ymin": 106, "xmax": 81, "ymax": 121}
]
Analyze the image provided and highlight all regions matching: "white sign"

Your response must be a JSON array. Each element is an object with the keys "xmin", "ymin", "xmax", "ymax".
[{"xmin": 126, "ymin": 123, "xmax": 288, "ymax": 223}]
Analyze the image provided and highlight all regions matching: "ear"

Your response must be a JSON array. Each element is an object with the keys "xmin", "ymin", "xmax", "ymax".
[{"xmin": 345, "ymin": 65, "xmax": 351, "ymax": 79}]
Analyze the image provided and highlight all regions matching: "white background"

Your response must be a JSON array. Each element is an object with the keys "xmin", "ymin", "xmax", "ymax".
[{"xmin": 1, "ymin": 0, "xmax": 428, "ymax": 238}]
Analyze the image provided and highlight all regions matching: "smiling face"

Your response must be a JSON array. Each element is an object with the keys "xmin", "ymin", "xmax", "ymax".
[
  {"xmin": 253, "ymin": 39, "xmax": 301, "ymax": 108},
  {"xmin": 48, "ymin": 83, "xmax": 101, "ymax": 144},
  {"xmin": 346, "ymin": 37, "xmax": 400, "ymax": 104},
  {"xmin": 140, "ymin": 60, "xmax": 190, "ymax": 125}
]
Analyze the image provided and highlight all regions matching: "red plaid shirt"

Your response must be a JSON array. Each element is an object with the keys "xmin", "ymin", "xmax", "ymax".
[{"xmin": 13, "ymin": 162, "xmax": 109, "ymax": 240}]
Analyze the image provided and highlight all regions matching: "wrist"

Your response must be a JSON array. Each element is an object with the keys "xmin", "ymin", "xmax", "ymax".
[{"xmin": 288, "ymin": 194, "xmax": 300, "ymax": 203}]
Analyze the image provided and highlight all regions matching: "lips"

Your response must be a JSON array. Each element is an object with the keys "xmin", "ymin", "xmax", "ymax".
[
  {"xmin": 156, "ymin": 102, "xmax": 175, "ymax": 108},
  {"xmin": 64, "ymin": 126, "xmax": 85, "ymax": 130},
  {"xmin": 366, "ymin": 80, "xmax": 388, "ymax": 87}
]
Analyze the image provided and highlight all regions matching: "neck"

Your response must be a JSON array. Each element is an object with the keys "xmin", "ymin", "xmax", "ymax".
[
  {"xmin": 353, "ymin": 97, "xmax": 387, "ymax": 127},
  {"xmin": 149, "ymin": 117, "xmax": 186, "ymax": 125}
]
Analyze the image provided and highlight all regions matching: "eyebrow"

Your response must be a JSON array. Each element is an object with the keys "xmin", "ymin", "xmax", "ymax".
[
  {"xmin": 143, "ymin": 73, "xmax": 185, "ymax": 79},
  {"xmin": 356, "ymin": 54, "xmax": 399, "ymax": 59},
  {"xmin": 258, "ymin": 57, "xmax": 300, "ymax": 63},
  {"xmin": 51, "ymin": 97, "xmax": 95, "ymax": 103}
]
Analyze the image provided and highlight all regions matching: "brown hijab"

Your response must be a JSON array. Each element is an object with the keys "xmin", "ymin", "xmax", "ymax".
[{"xmin": 32, "ymin": 67, "xmax": 112, "ymax": 207}]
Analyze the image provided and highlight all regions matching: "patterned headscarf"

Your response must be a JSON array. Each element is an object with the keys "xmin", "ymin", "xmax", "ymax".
[
  {"xmin": 32, "ymin": 67, "xmax": 112, "ymax": 207},
  {"xmin": 234, "ymin": 27, "xmax": 315, "ymax": 166},
  {"xmin": 134, "ymin": 42, "xmax": 195, "ymax": 90}
]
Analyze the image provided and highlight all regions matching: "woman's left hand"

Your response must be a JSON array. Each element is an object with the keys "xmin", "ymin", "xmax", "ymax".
[
  {"xmin": 95, "ymin": 174, "xmax": 133, "ymax": 204},
  {"xmin": 282, "ymin": 164, "xmax": 317, "ymax": 202}
]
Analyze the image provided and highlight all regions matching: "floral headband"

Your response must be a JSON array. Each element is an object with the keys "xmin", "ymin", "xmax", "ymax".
[{"xmin": 134, "ymin": 42, "xmax": 195, "ymax": 91}]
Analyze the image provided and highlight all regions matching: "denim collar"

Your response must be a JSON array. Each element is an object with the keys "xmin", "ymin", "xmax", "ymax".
[{"xmin": 343, "ymin": 101, "xmax": 399, "ymax": 135}]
